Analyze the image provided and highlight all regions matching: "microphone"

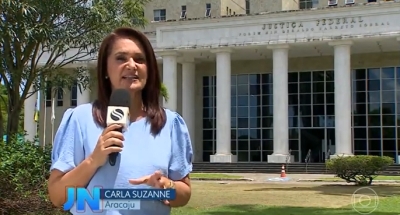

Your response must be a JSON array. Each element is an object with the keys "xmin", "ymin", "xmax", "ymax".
[{"xmin": 106, "ymin": 89, "xmax": 131, "ymax": 166}]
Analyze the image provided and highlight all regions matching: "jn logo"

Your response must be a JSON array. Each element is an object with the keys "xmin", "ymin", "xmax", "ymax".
[{"xmin": 64, "ymin": 187, "xmax": 101, "ymax": 212}]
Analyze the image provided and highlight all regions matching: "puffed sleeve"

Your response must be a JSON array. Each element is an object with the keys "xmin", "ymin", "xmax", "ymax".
[
  {"xmin": 50, "ymin": 108, "xmax": 85, "ymax": 173},
  {"xmin": 168, "ymin": 113, "xmax": 193, "ymax": 181}
]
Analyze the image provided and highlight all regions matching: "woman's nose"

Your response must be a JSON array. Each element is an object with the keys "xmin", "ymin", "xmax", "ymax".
[{"xmin": 128, "ymin": 58, "xmax": 137, "ymax": 69}]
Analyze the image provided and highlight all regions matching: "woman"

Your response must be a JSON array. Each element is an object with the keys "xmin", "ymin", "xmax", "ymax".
[{"xmin": 48, "ymin": 27, "xmax": 193, "ymax": 215}]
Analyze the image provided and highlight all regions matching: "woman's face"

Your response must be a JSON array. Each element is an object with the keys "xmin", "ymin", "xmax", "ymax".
[{"xmin": 106, "ymin": 37, "xmax": 148, "ymax": 93}]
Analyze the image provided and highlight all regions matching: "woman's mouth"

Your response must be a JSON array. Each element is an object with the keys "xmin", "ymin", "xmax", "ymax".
[{"xmin": 122, "ymin": 75, "xmax": 139, "ymax": 80}]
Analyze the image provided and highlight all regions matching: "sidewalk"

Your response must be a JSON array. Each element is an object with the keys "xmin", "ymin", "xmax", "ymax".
[
  {"xmin": 223, "ymin": 173, "xmax": 336, "ymax": 182},
  {"xmin": 214, "ymin": 173, "xmax": 400, "ymax": 185}
]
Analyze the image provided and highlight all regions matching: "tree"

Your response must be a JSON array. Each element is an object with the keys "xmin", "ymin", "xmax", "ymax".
[
  {"xmin": 0, "ymin": 83, "xmax": 8, "ymax": 137},
  {"xmin": 0, "ymin": 0, "xmax": 150, "ymax": 141},
  {"xmin": 326, "ymin": 155, "xmax": 394, "ymax": 186},
  {"xmin": 0, "ymin": 81, "xmax": 25, "ymax": 139}
]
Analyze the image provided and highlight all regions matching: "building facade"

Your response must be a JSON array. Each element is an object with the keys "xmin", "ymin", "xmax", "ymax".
[{"xmin": 26, "ymin": 0, "xmax": 400, "ymax": 163}]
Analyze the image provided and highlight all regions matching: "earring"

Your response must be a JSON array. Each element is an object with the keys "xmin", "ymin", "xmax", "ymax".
[{"xmin": 105, "ymin": 76, "xmax": 108, "ymax": 79}]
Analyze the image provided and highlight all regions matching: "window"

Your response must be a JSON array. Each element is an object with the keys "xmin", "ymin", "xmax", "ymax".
[
  {"xmin": 180, "ymin": 5, "xmax": 186, "ymax": 19},
  {"xmin": 351, "ymin": 67, "xmax": 400, "ymax": 161},
  {"xmin": 153, "ymin": 9, "xmax": 166, "ymax": 21},
  {"xmin": 45, "ymin": 85, "xmax": 52, "ymax": 107},
  {"xmin": 299, "ymin": 0, "xmax": 318, "ymax": 9},
  {"xmin": 368, "ymin": 0, "xmax": 377, "ymax": 2},
  {"xmin": 345, "ymin": 0, "xmax": 355, "ymax": 5},
  {"xmin": 57, "ymin": 87, "xmax": 63, "ymax": 106},
  {"xmin": 205, "ymin": 3, "xmax": 211, "ymax": 17},
  {"xmin": 202, "ymin": 74, "xmax": 273, "ymax": 162},
  {"xmin": 245, "ymin": 0, "xmax": 250, "ymax": 14},
  {"xmin": 288, "ymin": 70, "xmax": 335, "ymax": 162},
  {"xmin": 71, "ymin": 81, "xmax": 77, "ymax": 107},
  {"xmin": 328, "ymin": 0, "xmax": 338, "ymax": 6}
]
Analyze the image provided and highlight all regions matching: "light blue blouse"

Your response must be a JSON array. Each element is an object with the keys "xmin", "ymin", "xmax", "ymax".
[{"xmin": 50, "ymin": 103, "xmax": 193, "ymax": 215}]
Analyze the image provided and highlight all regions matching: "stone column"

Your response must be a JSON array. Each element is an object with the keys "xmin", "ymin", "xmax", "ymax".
[
  {"xmin": 77, "ymin": 69, "xmax": 91, "ymax": 105},
  {"xmin": 267, "ymin": 44, "xmax": 294, "ymax": 163},
  {"xmin": 329, "ymin": 40, "xmax": 353, "ymax": 158},
  {"xmin": 181, "ymin": 58, "xmax": 196, "ymax": 160},
  {"xmin": 161, "ymin": 52, "xmax": 179, "ymax": 111},
  {"xmin": 210, "ymin": 48, "xmax": 237, "ymax": 162},
  {"xmin": 24, "ymin": 85, "xmax": 38, "ymax": 142}
]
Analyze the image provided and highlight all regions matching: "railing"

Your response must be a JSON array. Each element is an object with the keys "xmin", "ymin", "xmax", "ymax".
[
  {"xmin": 305, "ymin": 149, "xmax": 311, "ymax": 173},
  {"xmin": 286, "ymin": 149, "xmax": 292, "ymax": 173},
  {"xmin": 325, "ymin": 149, "xmax": 331, "ymax": 161}
]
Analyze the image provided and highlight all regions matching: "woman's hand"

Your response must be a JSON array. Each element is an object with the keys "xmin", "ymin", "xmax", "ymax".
[
  {"xmin": 89, "ymin": 124, "xmax": 125, "ymax": 168},
  {"xmin": 129, "ymin": 171, "xmax": 171, "ymax": 205}
]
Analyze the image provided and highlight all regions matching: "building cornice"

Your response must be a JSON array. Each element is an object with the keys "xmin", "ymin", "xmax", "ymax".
[
  {"xmin": 153, "ymin": 2, "xmax": 400, "ymax": 51},
  {"xmin": 146, "ymin": 2, "xmax": 400, "ymax": 32}
]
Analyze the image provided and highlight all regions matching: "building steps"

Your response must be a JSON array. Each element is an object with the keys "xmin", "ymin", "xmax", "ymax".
[{"xmin": 192, "ymin": 162, "xmax": 400, "ymax": 175}]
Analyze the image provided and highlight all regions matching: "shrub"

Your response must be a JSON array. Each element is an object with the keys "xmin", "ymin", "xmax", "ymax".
[
  {"xmin": 0, "ymin": 139, "xmax": 66, "ymax": 214},
  {"xmin": 326, "ymin": 155, "xmax": 394, "ymax": 186},
  {"xmin": 161, "ymin": 83, "xmax": 169, "ymax": 102}
]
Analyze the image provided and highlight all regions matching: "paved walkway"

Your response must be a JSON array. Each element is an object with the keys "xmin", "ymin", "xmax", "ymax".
[
  {"xmin": 224, "ymin": 173, "xmax": 336, "ymax": 182},
  {"xmin": 205, "ymin": 173, "xmax": 400, "ymax": 185}
]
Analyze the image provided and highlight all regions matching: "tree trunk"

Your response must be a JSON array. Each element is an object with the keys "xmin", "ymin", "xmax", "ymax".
[
  {"xmin": 0, "ymin": 109, "xmax": 4, "ymax": 142},
  {"xmin": 5, "ymin": 94, "xmax": 22, "ymax": 144},
  {"xmin": 0, "ymin": 77, "xmax": 4, "ymax": 141},
  {"xmin": 6, "ymin": 110, "xmax": 21, "ymax": 143}
]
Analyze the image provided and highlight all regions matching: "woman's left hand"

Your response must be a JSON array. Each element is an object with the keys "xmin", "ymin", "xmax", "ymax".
[{"xmin": 129, "ymin": 170, "xmax": 171, "ymax": 205}]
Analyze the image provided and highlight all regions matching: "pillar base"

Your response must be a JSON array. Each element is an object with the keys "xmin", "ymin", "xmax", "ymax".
[
  {"xmin": 267, "ymin": 154, "xmax": 294, "ymax": 163},
  {"xmin": 329, "ymin": 153, "xmax": 354, "ymax": 159},
  {"xmin": 210, "ymin": 154, "xmax": 237, "ymax": 163}
]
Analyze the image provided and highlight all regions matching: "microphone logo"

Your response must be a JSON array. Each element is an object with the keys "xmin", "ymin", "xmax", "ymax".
[{"xmin": 110, "ymin": 109, "xmax": 124, "ymax": 121}]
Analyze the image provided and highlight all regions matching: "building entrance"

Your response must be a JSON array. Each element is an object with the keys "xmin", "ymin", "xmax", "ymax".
[
  {"xmin": 288, "ymin": 70, "xmax": 336, "ymax": 163},
  {"xmin": 300, "ymin": 129, "xmax": 323, "ymax": 163},
  {"xmin": 300, "ymin": 128, "xmax": 335, "ymax": 163}
]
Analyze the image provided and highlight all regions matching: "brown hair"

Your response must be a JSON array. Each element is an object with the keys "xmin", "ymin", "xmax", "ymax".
[{"xmin": 92, "ymin": 27, "xmax": 166, "ymax": 135}]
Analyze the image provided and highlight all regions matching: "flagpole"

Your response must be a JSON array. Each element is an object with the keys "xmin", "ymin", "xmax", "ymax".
[
  {"xmin": 51, "ymin": 88, "xmax": 56, "ymax": 146},
  {"xmin": 43, "ymin": 78, "xmax": 47, "ymax": 148},
  {"xmin": 34, "ymin": 100, "xmax": 39, "ymax": 145}
]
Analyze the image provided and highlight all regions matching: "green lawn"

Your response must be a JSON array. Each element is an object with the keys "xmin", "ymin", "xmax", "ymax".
[
  {"xmin": 171, "ymin": 182, "xmax": 400, "ymax": 215},
  {"xmin": 319, "ymin": 176, "xmax": 400, "ymax": 181},
  {"xmin": 190, "ymin": 173, "xmax": 243, "ymax": 179}
]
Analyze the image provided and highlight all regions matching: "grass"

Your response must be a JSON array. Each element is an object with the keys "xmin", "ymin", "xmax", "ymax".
[
  {"xmin": 190, "ymin": 173, "xmax": 243, "ymax": 179},
  {"xmin": 318, "ymin": 176, "xmax": 400, "ymax": 181},
  {"xmin": 171, "ymin": 182, "xmax": 400, "ymax": 215}
]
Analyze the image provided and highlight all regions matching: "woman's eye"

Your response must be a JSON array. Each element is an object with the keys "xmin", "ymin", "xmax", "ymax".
[
  {"xmin": 135, "ymin": 58, "xmax": 146, "ymax": 63},
  {"xmin": 116, "ymin": 56, "xmax": 126, "ymax": 61}
]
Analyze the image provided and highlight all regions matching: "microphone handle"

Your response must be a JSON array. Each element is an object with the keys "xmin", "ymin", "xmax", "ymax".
[{"xmin": 109, "ymin": 127, "xmax": 123, "ymax": 166}]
